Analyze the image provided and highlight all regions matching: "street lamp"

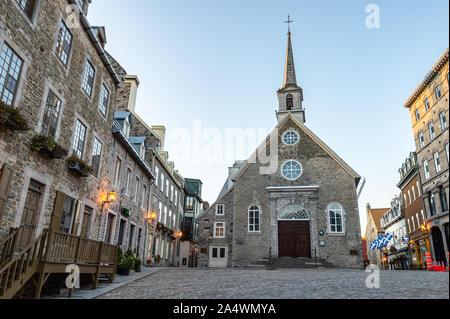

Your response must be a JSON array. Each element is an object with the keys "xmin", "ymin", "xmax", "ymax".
[
  {"xmin": 97, "ymin": 192, "xmax": 117, "ymax": 241},
  {"xmin": 144, "ymin": 212, "xmax": 158, "ymax": 265}
]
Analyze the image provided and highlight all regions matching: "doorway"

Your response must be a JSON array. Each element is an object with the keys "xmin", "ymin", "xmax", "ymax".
[{"xmin": 18, "ymin": 180, "xmax": 43, "ymax": 248}]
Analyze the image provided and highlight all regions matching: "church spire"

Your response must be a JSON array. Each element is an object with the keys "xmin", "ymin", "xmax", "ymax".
[
  {"xmin": 282, "ymin": 15, "xmax": 297, "ymax": 88},
  {"xmin": 276, "ymin": 16, "xmax": 305, "ymax": 124}
]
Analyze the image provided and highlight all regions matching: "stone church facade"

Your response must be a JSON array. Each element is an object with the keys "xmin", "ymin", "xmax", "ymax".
[{"xmin": 198, "ymin": 30, "xmax": 364, "ymax": 269}]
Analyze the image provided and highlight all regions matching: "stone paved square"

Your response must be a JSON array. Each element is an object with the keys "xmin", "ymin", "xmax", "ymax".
[{"xmin": 96, "ymin": 268, "xmax": 449, "ymax": 299}]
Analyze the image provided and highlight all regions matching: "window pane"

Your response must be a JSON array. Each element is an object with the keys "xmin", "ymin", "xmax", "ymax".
[
  {"xmin": 0, "ymin": 43, "xmax": 23, "ymax": 105},
  {"xmin": 15, "ymin": 0, "xmax": 36, "ymax": 20},
  {"xmin": 220, "ymin": 248, "xmax": 226, "ymax": 258},
  {"xmin": 55, "ymin": 21, "xmax": 72, "ymax": 65},
  {"xmin": 98, "ymin": 84, "xmax": 109, "ymax": 116},
  {"xmin": 91, "ymin": 138, "xmax": 103, "ymax": 176},
  {"xmin": 82, "ymin": 60, "xmax": 95, "ymax": 96},
  {"xmin": 72, "ymin": 120, "xmax": 87, "ymax": 158},
  {"xmin": 41, "ymin": 89, "xmax": 61, "ymax": 138}
]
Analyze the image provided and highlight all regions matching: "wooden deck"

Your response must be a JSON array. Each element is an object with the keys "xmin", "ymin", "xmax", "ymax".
[{"xmin": 0, "ymin": 228, "xmax": 117, "ymax": 299}]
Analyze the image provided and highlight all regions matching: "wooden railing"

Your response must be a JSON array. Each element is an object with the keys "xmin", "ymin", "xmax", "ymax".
[
  {"xmin": 0, "ymin": 228, "xmax": 22, "ymax": 266},
  {"xmin": 0, "ymin": 230, "xmax": 48, "ymax": 299},
  {"xmin": 46, "ymin": 230, "xmax": 117, "ymax": 266}
]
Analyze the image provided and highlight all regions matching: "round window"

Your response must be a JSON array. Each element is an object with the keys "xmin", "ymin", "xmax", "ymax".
[
  {"xmin": 283, "ymin": 131, "xmax": 299, "ymax": 145},
  {"xmin": 281, "ymin": 160, "xmax": 303, "ymax": 180}
]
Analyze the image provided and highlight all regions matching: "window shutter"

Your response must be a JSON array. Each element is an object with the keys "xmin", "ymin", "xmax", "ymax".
[
  {"xmin": 50, "ymin": 191, "xmax": 66, "ymax": 231},
  {"xmin": 0, "ymin": 164, "xmax": 13, "ymax": 222}
]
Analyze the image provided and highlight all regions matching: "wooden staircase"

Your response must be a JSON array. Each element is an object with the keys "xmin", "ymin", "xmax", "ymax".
[
  {"xmin": 0, "ymin": 228, "xmax": 117, "ymax": 299},
  {"xmin": 0, "ymin": 230, "xmax": 47, "ymax": 299}
]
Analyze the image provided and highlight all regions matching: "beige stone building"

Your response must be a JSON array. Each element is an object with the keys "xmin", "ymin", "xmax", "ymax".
[
  {"xmin": 403, "ymin": 48, "xmax": 449, "ymax": 265},
  {"xmin": 364, "ymin": 204, "xmax": 390, "ymax": 269}
]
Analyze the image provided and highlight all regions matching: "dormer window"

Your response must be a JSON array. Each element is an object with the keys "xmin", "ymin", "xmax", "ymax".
[{"xmin": 286, "ymin": 94, "xmax": 293, "ymax": 110}]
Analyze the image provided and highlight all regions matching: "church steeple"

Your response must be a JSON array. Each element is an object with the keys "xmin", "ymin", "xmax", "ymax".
[
  {"xmin": 276, "ymin": 16, "xmax": 305, "ymax": 124},
  {"xmin": 282, "ymin": 30, "xmax": 297, "ymax": 88}
]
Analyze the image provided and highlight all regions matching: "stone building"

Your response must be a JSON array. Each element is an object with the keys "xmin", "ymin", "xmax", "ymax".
[
  {"xmin": 198, "ymin": 30, "xmax": 364, "ymax": 269},
  {"xmin": 403, "ymin": 48, "xmax": 449, "ymax": 265},
  {"xmin": 111, "ymin": 72, "xmax": 185, "ymax": 266},
  {"xmin": 397, "ymin": 152, "xmax": 430, "ymax": 268},
  {"xmin": 380, "ymin": 197, "xmax": 410, "ymax": 270},
  {"xmin": 365, "ymin": 204, "xmax": 390, "ymax": 269},
  {"xmin": 0, "ymin": 0, "xmax": 124, "ymax": 245}
]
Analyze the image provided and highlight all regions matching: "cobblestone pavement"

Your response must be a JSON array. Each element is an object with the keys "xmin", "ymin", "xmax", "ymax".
[{"xmin": 96, "ymin": 268, "xmax": 449, "ymax": 299}]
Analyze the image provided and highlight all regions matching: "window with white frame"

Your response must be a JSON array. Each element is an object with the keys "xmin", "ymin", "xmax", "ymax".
[
  {"xmin": 435, "ymin": 85, "xmax": 441, "ymax": 100},
  {"xmin": 55, "ymin": 21, "xmax": 72, "ymax": 66},
  {"xmin": 434, "ymin": 152, "xmax": 441, "ymax": 173},
  {"xmin": 328, "ymin": 203, "xmax": 344, "ymax": 233},
  {"xmin": 168, "ymin": 210, "xmax": 172, "ymax": 228},
  {"xmin": 154, "ymin": 166, "xmax": 159, "ymax": 187},
  {"xmin": 248, "ymin": 206, "xmax": 260, "ymax": 232},
  {"xmin": 165, "ymin": 180, "xmax": 169, "ymax": 197},
  {"xmin": 160, "ymin": 174, "xmax": 164, "ymax": 193},
  {"xmin": 407, "ymin": 219, "xmax": 411, "ymax": 233},
  {"xmin": 412, "ymin": 186, "xmax": 416, "ymax": 202},
  {"xmin": 446, "ymin": 143, "xmax": 449, "ymax": 163},
  {"xmin": 113, "ymin": 157, "xmax": 121, "ymax": 187},
  {"xmin": 404, "ymin": 194, "xmax": 408, "ymax": 207},
  {"xmin": 123, "ymin": 119, "xmax": 130, "ymax": 138},
  {"xmin": 281, "ymin": 160, "xmax": 303, "ymax": 180},
  {"xmin": 418, "ymin": 132, "xmax": 425, "ymax": 149},
  {"xmin": 170, "ymin": 185, "xmax": 174, "ymax": 202},
  {"xmin": 98, "ymin": 84, "xmax": 109, "ymax": 117},
  {"xmin": 172, "ymin": 213, "xmax": 176, "ymax": 229},
  {"xmin": 158, "ymin": 202, "xmax": 163, "ymax": 222},
  {"xmin": 174, "ymin": 190, "xmax": 178, "ymax": 206},
  {"xmin": 142, "ymin": 184, "xmax": 147, "ymax": 208},
  {"xmin": 140, "ymin": 143, "xmax": 145, "ymax": 159},
  {"xmin": 216, "ymin": 204, "xmax": 224, "ymax": 216},
  {"xmin": 82, "ymin": 60, "xmax": 95, "ymax": 97},
  {"xmin": 0, "ymin": 43, "xmax": 24, "ymax": 105},
  {"xmin": 408, "ymin": 190, "xmax": 412, "ymax": 204},
  {"xmin": 440, "ymin": 111, "xmax": 447, "ymax": 130},
  {"xmin": 72, "ymin": 120, "xmax": 87, "ymax": 158},
  {"xmin": 214, "ymin": 222, "xmax": 225, "ymax": 238},
  {"xmin": 125, "ymin": 168, "xmax": 131, "ymax": 195},
  {"xmin": 429, "ymin": 122, "xmax": 435, "ymax": 140},
  {"xmin": 134, "ymin": 176, "xmax": 140, "ymax": 201},
  {"xmin": 423, "ymin": 160, "xmax": 430, "ymax": 179},
  {"xmin": 417, "ymin": 181, "xmax": 421, "ymax": 196},
  {"xmin": 164, "ymin": 206, "xmax": 168, "ymax": 225},
  {"xmin": 41, "ymin": 89, "xmax": 62, "ymax": 138},
  {"xmin": 91, "ymin": 137, "xmax": 103, "ymax": 177}
]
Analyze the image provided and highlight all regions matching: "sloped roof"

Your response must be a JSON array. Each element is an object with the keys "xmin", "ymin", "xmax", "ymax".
[
  {"xmin": 368, "ymin": 208, "xmax": 390, "ymax": 231},
  {"xmin": 232, "ymin": 113, "xmax": 361, "ymax": 184}
]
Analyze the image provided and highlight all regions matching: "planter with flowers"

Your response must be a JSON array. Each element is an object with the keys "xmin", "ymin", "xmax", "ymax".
[
  {"xmin": 154, "ymin": 254, "xmax": 161, "ymax": 265},
  {"xmin": 30, "ymin": 134, "xmax": 68, "ymax": 159},
  {"xmin": 67, "ymin": 154, "xmax": 94, "ymax": 177},
  {"xmin": 0, "ymin": 101, "xmax": 29, "ymax": 131}
]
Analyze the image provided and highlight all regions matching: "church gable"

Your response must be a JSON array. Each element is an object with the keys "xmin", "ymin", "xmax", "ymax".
[{"xmin": 233, "ymin": 114, "xmax": 360, "ymax": 186}]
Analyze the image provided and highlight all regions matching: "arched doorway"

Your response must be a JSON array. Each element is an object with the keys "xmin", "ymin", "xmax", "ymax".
[
  {"xmin": 431, "ymin": 227, "xmax": 446, "ymax": 265},
  {"xmin": 278, "ymin": 204, "xmax": 311, "ymax": 258}
]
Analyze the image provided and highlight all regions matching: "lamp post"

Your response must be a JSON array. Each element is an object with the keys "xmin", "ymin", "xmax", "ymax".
[
  {"xmin": 97, "ymin": 192, "xmax": 117, "ymax": 241},
  {"xmin": 144, "ymin": 211, "xmax": 157, "ymax": 265}
]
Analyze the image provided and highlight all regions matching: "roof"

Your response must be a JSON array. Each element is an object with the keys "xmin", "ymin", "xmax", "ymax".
[
  {"xmin": 114, "ymin": 111, "xmax": 131, "ymax": 120},
  {"xmin": 403, "ymin": 47, "xmax": 449, "ymax": 109},
  {"xmin": 232, "ymin": 113, "xmax": 361, "ymax": 184},
  {"xmin": 129, "ymin": 136, "xmax": 146, "ymax": 145},
  {"xmin": 368, "ymin": 208, "xmax": 391, "ymax": 232}
]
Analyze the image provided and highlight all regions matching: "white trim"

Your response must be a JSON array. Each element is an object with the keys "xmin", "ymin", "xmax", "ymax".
[
  {"xmin": 280, "ymin": 160, "xmax": 303, "ymax": 181},
  {"xmin": 326, "ymin": 202, "xmax": 346, "ymax": 234},
  {"xmin": 267, "ymin": 185, "xmax": 319, "ymax": 192},
  {"xmin": 213, "ymin": 222, "xmax": 225, "ymax": 238},
  {"xmin": 282, "ymin": 130, "xmax": 300, "ymax": 146},
  {"xmin": 248, "ymin": 205, "xmax": 261, "ymax": 232},
  {"xmin": 215, "ymin": 204, "xmax": 225, "ymax": 216}
]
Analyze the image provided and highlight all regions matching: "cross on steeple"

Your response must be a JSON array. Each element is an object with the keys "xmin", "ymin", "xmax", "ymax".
[{"xmin": 284, "ymin": 15, "xmax": 293, "ymax": 33}]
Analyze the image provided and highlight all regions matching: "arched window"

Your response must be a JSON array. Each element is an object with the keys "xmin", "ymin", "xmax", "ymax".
[
  {"xmin": 286, "ymin": 94, "xmax": 294, "ymax": 110},
  {"xmin": 278, "ymin": 204, "xmax": 309, "ymax": 221},
  {"xmin": 248, "ymin": 206, "xmax": 261, "ymax": 232},
  {"xmin": 327, "ymin": 203, "xmax": 345, "ymax": 233}
]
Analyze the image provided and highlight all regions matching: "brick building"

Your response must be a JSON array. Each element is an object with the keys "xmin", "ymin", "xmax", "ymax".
[
  {"xmin": 403, "ymin": 48, "xmax": 449, "ymax": 265},
  {"xmin": 198, "ymin": 30, "xmax": 364, "ymax": 269},
  {"xmin": 396, "ymin": 152, "xmax": 429, "ymax": 268}
]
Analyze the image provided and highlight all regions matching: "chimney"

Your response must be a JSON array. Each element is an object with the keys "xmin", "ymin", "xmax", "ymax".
[
  {"xmin": 116, "ymin": 75, "xmax": 140, "ymax": 111},
  {"xmin": 151, "ymin": 125, "xmax": 166, "ymax": 152}
]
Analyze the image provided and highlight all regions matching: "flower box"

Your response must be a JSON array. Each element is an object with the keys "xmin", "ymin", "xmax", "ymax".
[
  {"xmin": 67, "ymin": 155, "xmax": 94, "ymax": 177},
  {"xmin": 30, "ymin": 134, "xmax": 68, "ymax": 159},
  {"xmin": 0, "ymin": 101, "xmax": 29, "ymax": 131}
]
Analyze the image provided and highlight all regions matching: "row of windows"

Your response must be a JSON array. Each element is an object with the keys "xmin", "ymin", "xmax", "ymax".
[
  {"xmin": 403, "ymin": 181, "xmax": 421, "ymax": 209},
  {"xmin": 417, "ymin": 112, "xmax": 447, "ymax": 149},
  {"xmin": 212, "ymin": 203, "xmax": 346, "ymax": 237},
  {"xmin": 154, "ymin": 166, "xmax": 179, "ymax": 206},
  {"xmin": 414, "ymin": 73, "xmax": 449, "ymax": 123},
  {"xmin": 407, "ymin": 210, "xmax": 426, "ymax": 234},
  {"xmin": 423, "ymin": 145, "xmax": 449, "ymax": 180},
  {"xmin": 154, "ymin": 198, "xmax": 177, "ymax": 229}
]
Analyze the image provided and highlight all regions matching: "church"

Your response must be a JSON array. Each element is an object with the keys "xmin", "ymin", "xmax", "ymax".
[{"xmin": 197, "ymin": 26, "xmax": 364, "ymax": 269}]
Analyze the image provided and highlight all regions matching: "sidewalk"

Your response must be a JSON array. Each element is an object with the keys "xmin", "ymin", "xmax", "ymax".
[{"xmin": 41, "ymin": 266, "xmax": 166, "ymax": 299}]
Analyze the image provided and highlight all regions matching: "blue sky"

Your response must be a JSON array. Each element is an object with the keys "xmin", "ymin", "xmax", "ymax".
[{"xmin": 88, "ymin": 0, "xmax": 449, "ymax": 233}]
